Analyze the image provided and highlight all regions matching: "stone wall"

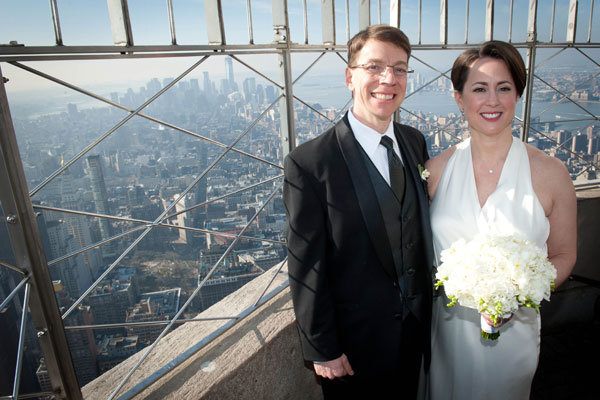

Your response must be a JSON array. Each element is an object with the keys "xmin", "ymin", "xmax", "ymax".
[{"xmin": 83, "ymin": 264, "xmax": 322, "ymax": 399}]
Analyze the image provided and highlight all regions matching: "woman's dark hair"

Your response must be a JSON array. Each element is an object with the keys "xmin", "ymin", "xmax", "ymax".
[{"xmin": 451, "ymin": 40, "xmax": 526, "ymax": 97}]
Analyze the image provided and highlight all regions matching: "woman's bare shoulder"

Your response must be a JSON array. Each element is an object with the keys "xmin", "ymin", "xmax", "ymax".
[
  {"xmin": 525, "ymin": 143, "xmax": 573, "ymax": 214},
  {"xmin": 525, "ymin": 144, "xmax": 570, "ymax": 180},
  {"xmin": 426, "ymin": 146, "xmax": 457, "ymax": 172}
]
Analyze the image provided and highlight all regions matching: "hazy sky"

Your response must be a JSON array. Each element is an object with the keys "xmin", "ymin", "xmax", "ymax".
[{"xmin": 1, "ymin": 0, "xmax": 598, "ymax": 94}]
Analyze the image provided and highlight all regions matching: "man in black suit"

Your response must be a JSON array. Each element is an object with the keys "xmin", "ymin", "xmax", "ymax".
[{"xmin": 283, "ymin": 25, "xmax": 433, "ymax": 398}]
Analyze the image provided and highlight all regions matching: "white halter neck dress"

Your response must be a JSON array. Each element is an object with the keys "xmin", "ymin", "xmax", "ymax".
[{"xmin": 427, "ymin": 136, "xmax": 550, "ymax": 400}]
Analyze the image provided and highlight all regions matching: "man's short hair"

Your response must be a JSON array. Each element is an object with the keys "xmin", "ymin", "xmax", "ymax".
[{"xmin": 347, "ymin": 24, "xmax": 412, "ymax": 66}]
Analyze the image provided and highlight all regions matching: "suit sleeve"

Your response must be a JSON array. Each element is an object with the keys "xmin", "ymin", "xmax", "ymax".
[
  {"xmin": 411, "ymin": 126, "xmax": 430, "ymax": 163},
  {"xmin": 283, "ymin": 154, "xmax": 342, "ymax": 362},
  {"xmin": 397, "ymin": 123, "xmax": 429, "ymax": 165},
  {"xmin": 420, "ymin": 131, "xmax": 430, "ymax": 163}
]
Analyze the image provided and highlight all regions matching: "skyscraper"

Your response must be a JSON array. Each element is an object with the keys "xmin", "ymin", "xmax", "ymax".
[
  {"xmin": 203, "ymin": 71, "xmax": 211, "ymax": 94},
  {"xmin": 86, "ymin": 155, "xmax": 117, "ymax": 261},
  {"xmin": 44, "ymin": 219, "xmax": 91, "ymax": 298},
  {"xmin": 226, "ymin": 57, "xmax": 234, "ymax": 86},
  {"xmin": 57, "ymin": 171, "xmax": 102, "ymax": 281},
  {"xmin": 225, "ymin": 57, "xmax": 238, "ymax": 92},
  {"xmin": 64, "ymin": 304, "xmax": 98, "ymax": 386},
  {"xmin": 243, "ymin": 77, "xmax": 256, "ymax": 100}
]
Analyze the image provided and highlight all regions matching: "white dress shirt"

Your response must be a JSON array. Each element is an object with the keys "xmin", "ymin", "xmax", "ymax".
[{"xmin": 347, "ymin": 109, "xmax": 403, "ymax": 186}]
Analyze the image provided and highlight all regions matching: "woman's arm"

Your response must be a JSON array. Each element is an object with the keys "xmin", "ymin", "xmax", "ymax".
[
  {"xmin": 531, "ymin": 149, "xmax": 577, "ymax": 288},
  {"xmin": 424, "ymin": 146, "xmax": 456, "ymax": 201}
]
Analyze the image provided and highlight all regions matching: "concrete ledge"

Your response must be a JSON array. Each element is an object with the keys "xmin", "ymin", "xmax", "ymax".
[
  {"xmin": 574, "ymin": 188, "xmax": 600, "ymax": 282},
  {"xmin": 83, "ymin": 263, "xmax": 321, "ymax": 399},
  {"xmin": 84, "ymin": 190, "xmax": 600, "ymax": 399}
]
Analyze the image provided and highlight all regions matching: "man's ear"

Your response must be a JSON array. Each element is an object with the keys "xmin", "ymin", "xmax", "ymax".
[{"xmin": 345, "ymin": 67, "xmax": 354, "ymax": 91}]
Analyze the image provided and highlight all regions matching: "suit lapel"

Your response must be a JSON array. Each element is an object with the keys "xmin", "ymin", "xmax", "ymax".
[
  {"xmin": 336, "ymin": 116, "xmax": 397, "ymax": 282},
  {"xmin": 394, "ymin": 125, "xmax": 424, "ymax": 198},
  {"xmin": 394, "ymin": 124, "xmax": 434, "ymax": 271}
]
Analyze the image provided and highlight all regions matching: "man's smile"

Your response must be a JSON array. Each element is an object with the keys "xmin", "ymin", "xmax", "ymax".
[{"xmin": 371, "ymin": 93, "xmax": 396, "ymax": 100}]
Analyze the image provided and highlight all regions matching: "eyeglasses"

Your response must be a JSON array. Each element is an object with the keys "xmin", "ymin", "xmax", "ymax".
[{"xmin": 349, "ymin": 63, "xmax": 414, "ymax": 78}]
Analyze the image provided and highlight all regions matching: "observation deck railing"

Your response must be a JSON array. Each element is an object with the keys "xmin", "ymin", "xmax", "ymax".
[{"xmin": 0, "ymin": 1, "xmax": 598, "ymax": 399}]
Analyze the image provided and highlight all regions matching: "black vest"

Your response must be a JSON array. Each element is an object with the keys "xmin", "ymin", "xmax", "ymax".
[{"xmin": 359, "ymin": 146, "xmax": 427, "ymax": 319}]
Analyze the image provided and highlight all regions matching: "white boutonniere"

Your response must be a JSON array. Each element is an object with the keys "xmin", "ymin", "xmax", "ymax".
[{"xmin": 417, "ymin": 164, "xmax": 430, "ymax": 181}]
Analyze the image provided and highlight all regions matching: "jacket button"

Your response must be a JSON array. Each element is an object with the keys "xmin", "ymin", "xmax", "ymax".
[
  {"xmin": 407, "ymin": 294, "xmax": 417, "ymax": 300},
  {"xmin": 394, "ymin": 313, "xmax": 403, "ymax": 320},
  {"xmin": 393, "ymin": 282, "xmax": 398, "ymax": 287},
  {"xmin": 405, "ymin": 242, "xmax": 413, "ymax": 249},
  {"xmin": 406, "ymin": 268, "xmax": 415, "ymax": 276}
]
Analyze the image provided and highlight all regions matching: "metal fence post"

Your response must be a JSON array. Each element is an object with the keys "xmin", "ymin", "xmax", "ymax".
[
  {"xmin": 273, "ymin": 0, "xmax": 296, "ymax": 157},
  {"xmin": 521, "ymin": 0, "xmax": 538, "ymax": 142},
  {"xmin": 0, "ymin": 66, "xmax": 82, "ymax": 399},
  {"xmin": 107, "ymin": 0, "xmax": 134, "ymax": 47}
]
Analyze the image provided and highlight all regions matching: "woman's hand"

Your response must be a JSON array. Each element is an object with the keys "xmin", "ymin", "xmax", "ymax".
[{"xmin": 481, "ymin": 313, "xmax": 512, "ymax": 328}]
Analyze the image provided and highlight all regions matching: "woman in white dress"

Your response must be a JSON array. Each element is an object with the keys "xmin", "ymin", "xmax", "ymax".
[{"xmin": 423, "ymin": 41, "xmax": 577, "ymax": 399}]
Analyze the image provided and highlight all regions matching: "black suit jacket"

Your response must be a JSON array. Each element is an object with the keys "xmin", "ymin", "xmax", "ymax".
[{"xmin": 283, "ymin": 114, "xmax": 433, "ymax": 377}]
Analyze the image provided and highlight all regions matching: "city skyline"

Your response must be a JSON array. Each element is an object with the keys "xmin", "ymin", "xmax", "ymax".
[{"xmin": 2, "ymin": 0, "xmax": 599, "ymax": 93}]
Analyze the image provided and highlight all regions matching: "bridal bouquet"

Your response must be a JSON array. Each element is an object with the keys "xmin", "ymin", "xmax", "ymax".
[{"xmin": 434, "ymin": 233, "xmax": 556, "ymax": 340}]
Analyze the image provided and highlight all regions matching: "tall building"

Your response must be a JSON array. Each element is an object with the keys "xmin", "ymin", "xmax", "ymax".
[
  {"xmin": 58, "ymin": 171, "xmax": 102, "ymax": 279},
  {"xmin": 67, "ymin": 103, "xmax": 78, "ymax": 118},
  {"xmin": 572, "ymin": 133, "xmax": 588, "ymax": 153},
  {"xmin": 255, "ymin": 83, "xmax": 265, "ymax": 104},
  {"xmin": 44, "ymin": 219, "xmax": 91, "ymax": 298},
  {"xmin": 188, "ymin": 144, "xmax": 208, "ymax": 248},
  {"xmin": 225, "ymin": 56, "xmax": 236, "ymax": 90},
  {"xmin": 86, "ymin": 155, "xmax": 117, "ymax": 261},
  {"xmin": 220, "ymin": 78, "xmax": 232, "ymax": 95},
  {"xmin": 197, "ymin": 272, "xmax": 261, "ymax": 312},
  {"xmin": 162, "ymin": 77, "xmax": 174, "ymax": 88},
  {"xmin": 190, "ymin": 78, "xmax": 200, "ymax": 92},
  {"xmin": 96, "ymin": 335, "xmax": 140, "ymax": 373},
  {"xmin": 63, "ymin": 304, "xmax": 98, "ymax": 386},
  {"xmin": 203, "ymin": 71, "xmax": 211, "ymax": 95},
  {"xmin": 125, "ymin": 289, "xmax": 180, "ymax": 345},
  {"xmin": 88, "ymin": 279, "xmax": 136, "ymax": 335},
  {"xmin": 265, "ymin": 85, "xmax": 276, "ymax": 103},
  {"xmin": 130, "ymin": 200, "xmax": 169, "ymax": 251},
  {"xmin": 588, "ymin": 136, "xmax": 599, "ymax": 156},
  {"xmin": 557, "ymin": 130, "xmax": 572, "ymax": 146},
  {"xmin": 586, "ymin": 126, "xmax": 599, "ymax": 156},
  {"xmin": 146, "ymin": 77, "xmax": 161, "ymax": 93},
  {"xmin": 243, "ymin": 77, "xmax": 256, "ymax": 100}
]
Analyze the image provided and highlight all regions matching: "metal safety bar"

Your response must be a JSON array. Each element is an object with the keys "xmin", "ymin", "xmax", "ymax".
[
  {"xmin": 60, "ymin": 93, "xmax": 283, "ymax": 320},
  {"xmin": 107, "ymin": 181, "xmax": 283, "ymax": 399},
  {"xmin": 1, "ymin": 64, "xmax": 82, "ymax": 398},
  {"xmin": 0, "ymin": 0, "xmax": 598, "ymax": 398},
  {"xmin": 116, "ymin": 272, "xmax": 289, "ymax": 400}
]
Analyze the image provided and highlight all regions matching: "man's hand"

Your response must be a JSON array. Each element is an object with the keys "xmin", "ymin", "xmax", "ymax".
[{"xmin": 313, "ymin": 353, "xmax": 354, "ymax": 380}]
